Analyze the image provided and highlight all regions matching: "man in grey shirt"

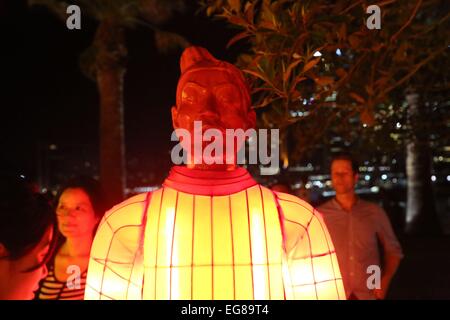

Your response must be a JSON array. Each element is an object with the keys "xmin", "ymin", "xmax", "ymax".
[{"xmin": 318, "ymin": 153, "xmax": 403, "ymax": 300}]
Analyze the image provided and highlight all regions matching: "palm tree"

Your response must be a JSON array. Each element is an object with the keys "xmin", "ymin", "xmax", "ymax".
[{"xmin": 29, "ymin": 0, "xmax": 189, "ymax": 205}]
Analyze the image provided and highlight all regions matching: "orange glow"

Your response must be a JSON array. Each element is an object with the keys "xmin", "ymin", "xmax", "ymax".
[
  {"xmin": 85, "ymin": 47, "xmax": 344, "ymax": 300},
  {"xmin": 85, "ymin": 185, "xmax": 345, "ymax": 300}
]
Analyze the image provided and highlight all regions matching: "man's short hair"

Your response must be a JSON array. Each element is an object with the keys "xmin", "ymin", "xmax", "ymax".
[{"xmin": 330, "ymin": 152, "xmax": 359, "ymax": 174}]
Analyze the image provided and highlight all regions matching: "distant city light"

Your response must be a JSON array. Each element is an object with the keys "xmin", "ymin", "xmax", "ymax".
[
  {"xmin": 313, "ymin": 181, "xmax": 324, "ymax": 188},
  {"xmin": 396, "ymin": 122, "xmax": 402, "ymax": 129},
  {"xmin": 126, "ymin": 186, "xmax": 160, "ymax": 194},
  {"xmin": 392, "ymin": 178, "xmax": 398, "ymax": 183},
  {"xmin": 313, "ymin": 51, "xmax": 322, "ymax": 57},
  {"xmin": 49, "ymin": 144, "xmax": 57, "ymax": 150},
  {"xmin": 336, "ymin": 48, "xmax": 342, "ymax": 56},
  {"xmin": 322, "ymin": 190, "xmax": 336, "ymax": 197},
  {"xmin": 370, "ymin": 186, "xmax": 380, "ymax": 193},
  {"xmin": 19, "ymin": 174, "xmax": 25, "ymax": 179},
  {"xmin": 290, "ymin": 110, "xmax": 310, "ymax": 117},
  {"xmin": 431, "ymin": 175, "xmax": 436, "ymax": 182},
  {"xmin": 365, "ymin": 175, "xmax": 371, "ymax": 181},
  {"xmin": 381, "ymin": 174, "xmax": 388, "ymax": 180},
  {"xmin": 447, "ymin": 175, "xmax": 450, "ymax": 182}
]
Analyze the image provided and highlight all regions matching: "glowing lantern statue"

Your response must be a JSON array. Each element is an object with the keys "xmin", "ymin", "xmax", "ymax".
[{"xmin": 85, "ymin": 47, "xmax": 346, "ymax": 300}]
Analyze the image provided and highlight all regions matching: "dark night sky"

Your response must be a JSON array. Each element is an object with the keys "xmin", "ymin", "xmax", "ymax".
[{"xmin": 0, "ymin": 0, "xmax": 242, "ymax": 184}]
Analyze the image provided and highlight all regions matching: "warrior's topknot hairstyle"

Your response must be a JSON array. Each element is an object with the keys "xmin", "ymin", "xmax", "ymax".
[{"xmin": 176, "ymin": 46, "xmax": 251, "ymax": 110}]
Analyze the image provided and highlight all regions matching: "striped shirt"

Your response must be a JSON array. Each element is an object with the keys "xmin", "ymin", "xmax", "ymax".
[{"xmin": 35, "ymin": 260, "xmax": 87, "ymax": 300}]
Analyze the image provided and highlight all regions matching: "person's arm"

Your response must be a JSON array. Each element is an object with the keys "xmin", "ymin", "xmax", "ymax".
[
  {"xmin": 374, "ymin": 207, "xmax": 403, "ymax": 300},
  {"xmin": 373, "ymin": 254, "xmax": 401, "ymax": 299}
]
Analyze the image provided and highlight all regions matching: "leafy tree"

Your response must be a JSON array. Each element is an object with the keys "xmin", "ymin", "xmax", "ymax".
[{"xmin": 201, "ymin": 0, "xmax": 449, "ymax": 233}]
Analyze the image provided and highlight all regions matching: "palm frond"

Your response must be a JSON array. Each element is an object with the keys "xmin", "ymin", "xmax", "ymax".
[
  {"xmin": 28, "ymin": 0, "xmax": 72, "ymax": 21},
  {"xmin": 154, "ymin": 30, "xmax": 191, "ymax": 54},
  {"xmin": 139, "ymin": 0, "xmax": 186, "ymax": 25}
]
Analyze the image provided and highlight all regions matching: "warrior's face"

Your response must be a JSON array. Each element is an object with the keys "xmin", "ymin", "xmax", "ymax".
[
  {"xmin": 173, "ymin": 69, "xmax": 253, "ymax": 132},
  {"xmin": 172, "ymin": 68, "xmax": 255, "ymax": 166}
]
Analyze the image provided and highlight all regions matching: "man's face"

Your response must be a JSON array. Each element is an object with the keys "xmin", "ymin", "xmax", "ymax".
[{"xmin": 331, "ymin": 159, "xmax": 358, "ymax": 195}]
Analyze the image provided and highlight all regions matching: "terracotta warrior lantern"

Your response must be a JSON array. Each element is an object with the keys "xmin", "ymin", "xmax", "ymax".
[{"xmin": 85, "ymin": 47, "xmax": 345, "ymax": 300}]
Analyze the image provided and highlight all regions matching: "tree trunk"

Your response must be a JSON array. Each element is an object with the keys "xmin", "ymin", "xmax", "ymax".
[
  {"xmin": 405, "ymin": 89, "xmax": 441, "ymax": 235},
  {"xmin": 95, "ymin": 20, "xmax": 127, "ymax": 206}
]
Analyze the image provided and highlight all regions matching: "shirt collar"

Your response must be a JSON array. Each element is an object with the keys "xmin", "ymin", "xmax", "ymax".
[{"xmin": 332, "ymin": 196, "xmax": 360, "ymax": 212}]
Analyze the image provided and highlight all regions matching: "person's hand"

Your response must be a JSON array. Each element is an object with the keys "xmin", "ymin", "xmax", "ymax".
[
  {"xmin": 373, "ymin": 278, "xmax": 390, "ymax": 300},
  {"xmin": 373, "ymin": 288, "xmax": 386, "ymax": 300}
]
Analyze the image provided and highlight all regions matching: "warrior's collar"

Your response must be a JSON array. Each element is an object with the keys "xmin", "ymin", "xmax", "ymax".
[{"xmin": 163, "ymin": 165, "xmax": 257, "ymax": 196}]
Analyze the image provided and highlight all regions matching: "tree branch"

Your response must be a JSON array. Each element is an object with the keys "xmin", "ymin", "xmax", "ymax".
[
  {"xmin": 376, "ymin": 0, "xmax": 398, "ymax": 7},
  {"xmin": 339, "ymin": 0, "xmax": 363, "ymax": 15},
  {"xmin": 380, "ymin": 45, "xmax": 448, "ymax": 97},
  {"xmin": 411, "ymin": 10, "xmax": 450, "ymax": 39},
  {"xmin": 390, "ymin": 0, "xmax": 423, "ymax": 43}
]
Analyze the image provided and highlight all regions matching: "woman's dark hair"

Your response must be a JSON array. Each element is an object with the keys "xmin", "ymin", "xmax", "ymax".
[
  {"xmin": 52, "ymin": 176, "xmax": 107, "ymax": 255},
  {"xmin": 54, "ymin": 176, "xmax": 107, "ymax": 220},
  {"xmin": 0, "ymin": 176, "xmax": 57, "ymax": 262}
]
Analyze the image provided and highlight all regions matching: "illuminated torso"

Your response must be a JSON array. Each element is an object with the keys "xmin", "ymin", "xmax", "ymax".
[{"xmin": 85, "ymin": 166, "xmax": 345, "ymax": 300}]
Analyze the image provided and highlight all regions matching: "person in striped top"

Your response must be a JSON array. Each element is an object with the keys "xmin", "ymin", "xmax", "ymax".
[
  {"xmin": 35, "ymin": 177, "xmax": 106, "ymax": 300},
  {"xmin": 85, "ymin": 47, "xmax": 346, "ymax": 300}
]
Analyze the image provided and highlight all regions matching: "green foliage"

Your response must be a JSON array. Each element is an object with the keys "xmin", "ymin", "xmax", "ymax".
[{"xmin": 201, "ymin": 0, "xmax": 449, "ymax": 162}]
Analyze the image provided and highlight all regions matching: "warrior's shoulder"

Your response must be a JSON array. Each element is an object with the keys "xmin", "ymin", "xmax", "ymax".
[
  {"xmin": 271, "ymin": 190, "xmax": 316, "ymax": 230},
  {"xmin": 100, "ymin": 191, "xmax": 158, "ymax": 231}
]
